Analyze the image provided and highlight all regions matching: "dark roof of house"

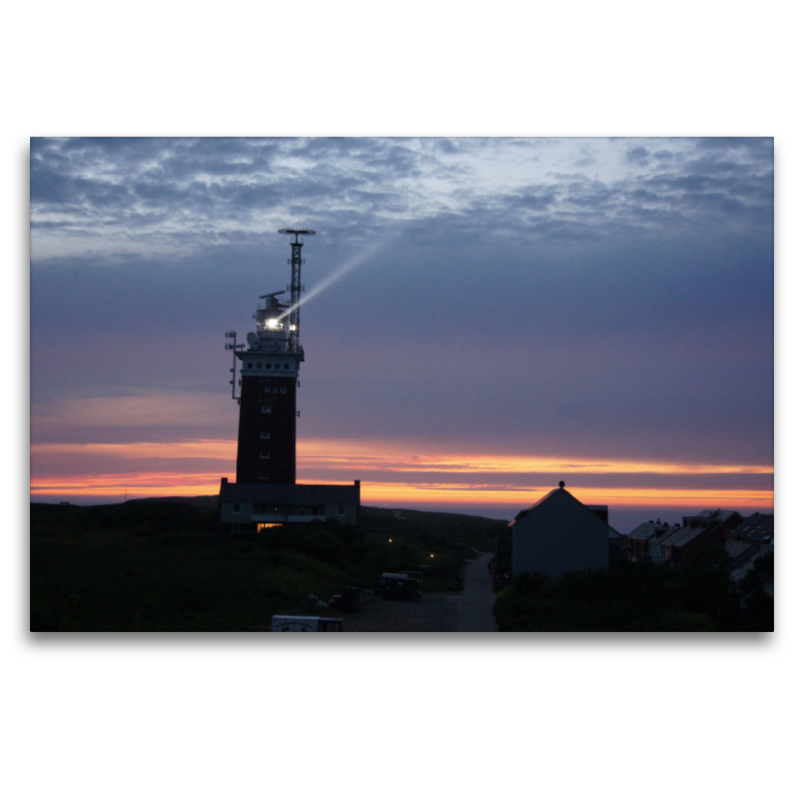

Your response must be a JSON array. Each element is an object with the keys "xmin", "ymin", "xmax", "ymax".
[
  {"xmin": 681, "ymin": 509, "xmax": 740, "ymax": 527},
  {"xmin": 729, "ymin": 542, "xmax": 773, "ymax": 586},
  {"xmin": 510, "ymin": 486, "xmax": 621, "ymax": 537},
  {"xmin": 219, "ymin": 482, "xmax": 360, "ymax": 504},
  {"xmin": 625, "ymin": 522, "xmax": 682, "ymax": 542},
  {"xmin": 730, "ymin": 512, "xmax": 774, "ymax": 543},
  {"xmin": 725, "ymin": 539, "xmax": 763, "ymax": 569},
  {"xmin": 512, "ymin": 487, "xmax": 560, "ymax": 524},
  {"xmin": 656, "ymin": 526, "xmax": 710, "ymax": 549}
]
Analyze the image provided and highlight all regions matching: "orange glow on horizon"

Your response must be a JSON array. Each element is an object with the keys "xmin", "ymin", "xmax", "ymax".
[
  {"xmin": 354, "ymin": 481, "xmax": 774, "ymax": 509},
  {"xmin": 31, "ymin": 440, "xmax": 237, "ymax": 461},
  {"xmin": 295, "ymin": 439, "xmax": 773, "ymax": 476},
  {"xmin": 29, "ymin": 437, "xmax": 773, "ymax": 510},
  {"xmin": 30, "ymin": 472, "xmax": 229, "ymax": 498},
  {"xmin": 29, "ymin": 474, "xmax": 774, "ymax": 510},
  {"xmin": 31, "ymin": 438, "xmax": 773, "ymax": 476}
]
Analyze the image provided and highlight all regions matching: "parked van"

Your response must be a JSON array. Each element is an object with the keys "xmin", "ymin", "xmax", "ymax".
[
  {"xmin": 375, "ymin": 572, "xmax": 422, "ymax": 600},
  {"xmin": 398, "ymin": 570, "xmax": 423, "ymax": 588},
  {"xmin": 271, "ymin": 615, "xmax": 343, "ymax": 631}
]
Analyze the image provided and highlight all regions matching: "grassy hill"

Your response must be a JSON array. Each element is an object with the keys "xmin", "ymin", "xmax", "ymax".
[{"xmin": 30, "ymin": 500, "xmax": 506, "ymax": 632}]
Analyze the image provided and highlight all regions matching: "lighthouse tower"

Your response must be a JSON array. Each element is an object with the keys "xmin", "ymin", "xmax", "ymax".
[
  {"xmin": 233, "ymin": 228, "xmax": 313, "ymax": 484},
  {"xmin": 219, "ymin": 228, "xmax": 360, "ymax": 532}
]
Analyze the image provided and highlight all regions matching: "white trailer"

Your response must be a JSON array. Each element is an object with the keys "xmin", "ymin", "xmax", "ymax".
[{"xmin": 271, "ymin": 615, "xmax": 343, "ymax": 632}]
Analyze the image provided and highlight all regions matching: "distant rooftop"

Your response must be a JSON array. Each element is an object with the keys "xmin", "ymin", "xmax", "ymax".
[{"xmin": 730, "ymin": 512, "xmax": 774, "ymax": 543}]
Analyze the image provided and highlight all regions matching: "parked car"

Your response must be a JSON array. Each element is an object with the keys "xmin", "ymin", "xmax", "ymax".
[{"xmin": 375, "ymin": 572, "xmax": 422, "ymax": 600}]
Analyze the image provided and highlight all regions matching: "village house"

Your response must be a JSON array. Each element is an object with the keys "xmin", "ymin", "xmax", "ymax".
[
  {"xmin": 218, "ymin": 478, "xmax": 360, "ymax": 532},
  {"xmin": 623, "ymin": 509, "xmax": 765, "ymax": 568},
  {"xmin": 649, "ymin": 524, "xmax": 720, "ymax": 566},
  {"xmin": 510, "ymin": 482, "xmax": 622, "ymax": 579},
  {"xmin": 725, "ymin": 513, "xmax": 774, "ymax": 596},
  {"xmin": 624, "ymin": 519, "xmax": 680, "ymax": 562},
  {"xmin": 681, "ymin": 509, "xmax": 743, "ymax": 539},
  {"xmin": 624, "ymin": 518, "xmax": 726, "ymax": 566}
]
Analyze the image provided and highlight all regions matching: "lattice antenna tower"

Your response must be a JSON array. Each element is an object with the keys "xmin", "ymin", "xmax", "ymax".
[{"xmin": 278, "ymin": 228, "xmax": 315, "ymax": 351}]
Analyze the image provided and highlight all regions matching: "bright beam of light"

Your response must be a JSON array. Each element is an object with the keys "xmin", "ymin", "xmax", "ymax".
[{"xmin": 276, "ymin": 238, "xmax": 389, "ymax": 323}]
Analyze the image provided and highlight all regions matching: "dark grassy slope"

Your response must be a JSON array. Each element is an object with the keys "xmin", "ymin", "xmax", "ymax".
[{"xmin": 30, "ymin": 501, "xmax": 506, "ymax": 632}]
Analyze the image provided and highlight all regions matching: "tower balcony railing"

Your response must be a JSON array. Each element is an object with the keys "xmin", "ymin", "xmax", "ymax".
[{"xmin": 247, "ymin": 338, "xmax": 304, "ymax": 356}]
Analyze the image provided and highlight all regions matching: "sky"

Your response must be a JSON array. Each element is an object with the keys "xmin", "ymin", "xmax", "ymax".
[{"xmin": 29, "ymin": 137, "xmax": 774, "ymax": 532}]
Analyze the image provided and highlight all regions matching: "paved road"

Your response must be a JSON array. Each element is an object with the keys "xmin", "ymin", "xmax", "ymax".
[
  {"xmin": 336, "ymin": 591, "xmax": 457, "ymax": 632},
  {"xmin": 448, "ymin": 552, "xmax": 498, "ymax": 632},
  {"xmin": 302, "ymin": 552, "xmax": 498, "ymax": 632}
]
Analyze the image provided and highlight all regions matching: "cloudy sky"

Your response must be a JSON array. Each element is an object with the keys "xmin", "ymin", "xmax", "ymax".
[{"xmin": 30, "ymin": 137, "xmax": 773, "ymax": 530}]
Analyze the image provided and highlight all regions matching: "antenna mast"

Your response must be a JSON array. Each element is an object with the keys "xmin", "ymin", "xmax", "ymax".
[{"xmin": 278, "ymin": 227, "xmax": 315, "ymax": 351}]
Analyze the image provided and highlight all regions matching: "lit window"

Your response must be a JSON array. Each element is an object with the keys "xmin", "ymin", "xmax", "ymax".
[
  {"xmin": 257, "ymin": 523, "xmax": 282, "ymax": 531},
  {"xmin": 261, "ymin": 405, "xmax": 271, "ymax": 413},
  {"xmin": 260, "ymin": 432, "xmax": 271, "ymax": 439}
]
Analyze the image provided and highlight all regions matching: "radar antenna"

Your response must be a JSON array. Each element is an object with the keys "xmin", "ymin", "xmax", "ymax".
[
  {"xmin": 278, "ymin": 228, "xmax": 315, "ymax": 350},
  {"xmin": 224, "ymin": 331, "xmax": 244, "ymax": 401}
]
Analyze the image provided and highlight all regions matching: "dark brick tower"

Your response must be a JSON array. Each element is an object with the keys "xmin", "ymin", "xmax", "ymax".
[{"xmin": 228, "ymin": 229, "xmax": 314, "ymax": 485}]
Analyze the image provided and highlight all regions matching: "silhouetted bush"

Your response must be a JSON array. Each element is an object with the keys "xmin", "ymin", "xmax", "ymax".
[
  {"xmin": 493, "ymin": 546, "xmax": 768, "ymax": 632},
  {"xmin": 300, "ymin": 531, "xmax": 344, "ymax": 564}
]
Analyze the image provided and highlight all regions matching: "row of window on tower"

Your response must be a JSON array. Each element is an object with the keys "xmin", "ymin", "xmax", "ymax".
[
  {"xmin": 247, "ymin": 361, "xmax": 292, "ymax": 370},
  {"xmin": 262, "ymin": 386, "xmax": 288, "ymax": 394},
  {"xmin": 232, "ymin": 503, "xmax": 345, "ymax": 516}
]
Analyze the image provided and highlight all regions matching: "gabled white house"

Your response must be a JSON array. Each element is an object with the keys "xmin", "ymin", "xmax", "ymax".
[{"xmin": 510, "ymin": 482, "xmax": 621, "ymax": 579}]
